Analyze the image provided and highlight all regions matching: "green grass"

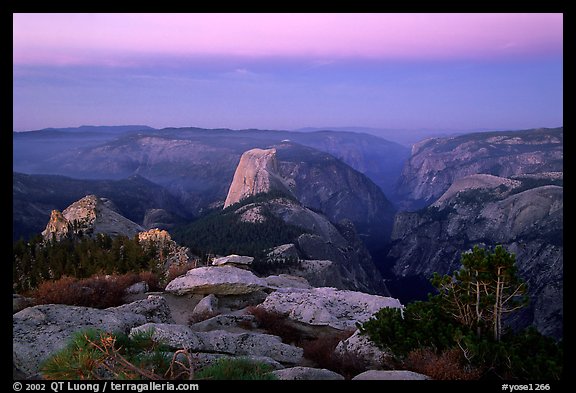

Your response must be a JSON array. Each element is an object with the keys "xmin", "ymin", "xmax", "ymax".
[{"xmin": 195, "ymin": 357, "xmax": 277, "ymax": 380}]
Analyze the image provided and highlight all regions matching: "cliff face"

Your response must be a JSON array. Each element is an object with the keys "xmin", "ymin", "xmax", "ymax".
[
  {"xmin": 224, "ymin": 148, "xmax": 288, "ymax": 208},
  {"xmin": 275, "ymin": 144, "xmax": 396, "ymax": 246},
  {"xmin": 219, "ymin": 145, "xmax": 393, "ymax": 294},
  {"xmin": 42, "ymin": 195, "xmax": 144, "ymax": 240},
  {"xmin": 396, "ymin": 128, "xmax": 563, "ymax": 210},
  {"xmin": 222, "ymin": 144, "xmax": 396, "ymax": 252},
  {"xmin": 387, "ymin": 173, "xmax": 563, "ymax": 338},
  {"xmin": 232, "ymin": 196, "xmax": 389, "ymax": 295}
]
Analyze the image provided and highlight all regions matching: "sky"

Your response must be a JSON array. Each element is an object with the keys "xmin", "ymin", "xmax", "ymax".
[{"xmin": 13, "ymin": 13, "xmax": 563, "ymax": 132}]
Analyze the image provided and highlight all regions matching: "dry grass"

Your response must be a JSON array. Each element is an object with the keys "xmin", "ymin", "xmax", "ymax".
[
  {"xmin": 166, "ymin": 264, "xmax": 192, "ymax": 284},
  {"xmin": 405, "ymin": 347, "xmax": 482, "ymax": 380}
]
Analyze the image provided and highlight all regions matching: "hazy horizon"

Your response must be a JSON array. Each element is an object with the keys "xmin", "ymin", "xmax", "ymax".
[{"xmin": 13, "ymin": 13, "xmax": 563, "ymax": 132}]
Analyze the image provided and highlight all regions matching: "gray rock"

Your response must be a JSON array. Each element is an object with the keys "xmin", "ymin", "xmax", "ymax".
[
  {"xmin": 13, "ymin": 296, "xmax": 172, "ymax": 377},
  {"xmin": 396, "ymin": 127, "xmax": 563, "ymax": 209},
  {"xmin": 165, "ymin": 266, "xmax": 270, "ymax": 295},
  {"xmin": 13, "ymin": 294, "xmax": 34, "ymax": 314},
  {"xmin": 42, "ymin": 194, "xmax": 144, "ymax": 240},
  {"xmin": 212, "ymin": 254, "xmax": 254, "ymax": 267},
  {"xmin": 352, "ymin": 370, "xmax": 430, "ymax": 380},
  {"xmin": 264, "ymin": 274, "xmax": 312, "ymax": 289},
  {"xmin": 335, "ymin": 329, "xmax": 391, "ymax": 369},
  {"xmin": 191, "ymin": 294, "xmax": 219, "ymax": 318},
  {"xmin": 190, "ymin": 314, "xmax": 257, "ymax": 333},
  {"xmin": 131, "ymin": 323, "xmax": 303, "ymax": 364},
  {"xmin": 217, "ymin": 291, "xmax": 269, "ymax": 311},
  {"xmin": 125, "ymin": 281, "xmax": 149, "ymax": 295},
  {"xmin": 112, "ymin": 295, "xmax": 174, "ymax": 324},
  {"xmin": 267, "ymin": 244, "xmax": 300, "ymax": 260},
  {"xmin": 258, "ymin": 287, "xmax": 402, "ymax": 330},
  {"xmin": 271, "ymin": 366, "xmax": 344, "ymax": 380}
]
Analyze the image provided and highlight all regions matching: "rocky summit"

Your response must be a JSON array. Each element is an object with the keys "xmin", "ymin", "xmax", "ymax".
[
  {"xmin": 224, "ymin": 148, "xmax": 288, "ymax": 208},
  {"xmin": 13, "ymin": 263, "xmax": 404, "ymax": 379},
  {"xmin": 42, "ymin": 194, "xmax": 144, "ymax": 240}
]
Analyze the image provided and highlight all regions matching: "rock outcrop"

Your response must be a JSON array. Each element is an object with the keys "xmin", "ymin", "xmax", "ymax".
[
  {"xmin": 131, "ymin": 323, "xmax": 304, "ymax": 365},
  {"xmin": 352, "ymin": 370, "xmax": 430, "ymax": 380},
  {"xmin": 42, "ymin": 194, "xmax": 144, "ymax": 240},
  {"xmin": 13, "ymin": 296, "xmax": 172, "ymax": 377},
  {"xmin": 258, "ymin": 287, "xmax": 402, "ymax": 331},
  {"xmin": 212, "ymin": 254, "xmax": 254, "ymax": 267},
  {"xmin": 335, "ymin": 329, "xmax": 391, "ymax": 369},
  {"xmin": 275, "ymin": 143, "xmax": 396, "ymax": 244},
  {"xmin": 224, "ymin": 148, "xmax": 288, "ymax": 208},
  {"xmin": 231, "ymin": 196, "xmax": 389, "ymax": 294},
  {"xmin": 396, "ymin": 127, "xmax": 563, "ymax": 210},
  {"xmin": 388, "ymin": 174, "xmax": 563, "ymax": 337},
  {"xmin": 271, "ymin": 367, "xmax": 344, "ymax": 380},
  {"xmin": 165, "ymin": 266, "xmax": 270, "ymax": 295},
  {"xmin": 137, "ymin": 228, "xmax": 190, "ymax": 268}
]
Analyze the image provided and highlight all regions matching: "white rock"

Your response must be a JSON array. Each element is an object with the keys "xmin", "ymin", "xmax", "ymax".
[
  {"xmin": 224, "ymin": 148, "xmax": 279, "ymax": 208},
  {"xmin": 165, "ymin": 266, "xmax": 270, "ymax": 295},
  {"xmin": 267, "ymin": 244, "xmax": 300, "ymax": 259},
  {"xmin": 212, "ymin": 254, "xmax": 254, "ymax": 266},
  {"xmin": 258, "ymin": 287, "xmax": 402, "ymax": 330},
  {"xmin": 125, "ymin": 281, "xmax": 149, "ymax": 295},
  {"xmin": 334, "ymin": 329, "xmax": 391, "ymax": 369},
  {"xmin": 271, "ymin": 366, "xmax": 344, "ymax": 380},
  {"xmin": 264, "ymin": 274, "xmax": 312, "ymax": 289},
  {"xmin": 191, "ymin": 294, "xmax": 219, "ymax": 317},
  {"xmin": 352, "ymin": 370, "xmax": 430, "ymax": 380}
]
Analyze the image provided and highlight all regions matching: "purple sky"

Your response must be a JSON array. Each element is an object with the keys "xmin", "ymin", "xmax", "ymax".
[{"xmin": 13, "ymin": 13, "xmax": 563, "ymax": 132}]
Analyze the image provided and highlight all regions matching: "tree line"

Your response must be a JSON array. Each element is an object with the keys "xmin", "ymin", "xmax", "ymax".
[{"xmin": 13, "ymin": 234, "xmax": 161, "ymax": 293}]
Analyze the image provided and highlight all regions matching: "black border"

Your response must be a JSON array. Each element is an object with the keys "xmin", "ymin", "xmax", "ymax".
[{"xmin": 7, "ymin": 2, "xmax": 571, "ymax": 390}]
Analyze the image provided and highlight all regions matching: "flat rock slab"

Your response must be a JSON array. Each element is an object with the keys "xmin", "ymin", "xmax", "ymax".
[
  {"xmin": 272, "ymin": 366, "xmax": 344, "ymax": 380},
  {"xmin": 258, "ymin": 287, "xmax": 402, "ymax": 330},
  {"xmin": 131, "ymin": 323, "xmax": 303, "ymax": 365},
  {"xmin": 264, "ymin": 274, "xmax": 312, "ymax": 289},
  {"xmin": 212, "ymin": 255, "xmax": 254, "ymax": 266},
  {"xmin": 165, "ymin": 266, "xmax": 270, "ymax": 295},
  {"xmin": 352, "ymin": 370, "xmax": 430, "ymax": 380}
]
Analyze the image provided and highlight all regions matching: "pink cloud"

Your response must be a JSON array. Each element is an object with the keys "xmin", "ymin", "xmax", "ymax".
[{"xmin": 13, "ymin": 13, "xmax": 563, "ymax": 66}]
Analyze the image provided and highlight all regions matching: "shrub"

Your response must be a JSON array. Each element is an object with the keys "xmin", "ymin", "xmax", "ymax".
[
  {"xmin": 41, "ymin": 329, "xmax": 192, "ymax": 380},
  {"xmin": 34, "ymin": 272, "xmax": 160, "ymax": 308},
  {"xmin": 460, "ymin": 328, "xmax": 563, "ymax": 380},
  {"xmin": 405, "ymin": 348, "xmax": 481, "ymax": 380},
  {"xmin": 165, "ymin": 263, "xmax": 192, "ymax": 284},
  {"xmin": 300, "ymin": 330, "xmax": 366, "ymax": 379},
  {"xmin": 246, "ymin": 306, "xmax": 305, "ymax": 345},
  {"xmin": 359, "ymin": 300, "xmax": 466, "ymax": 356},
  {"xmin": 194, "ymin": 357, "xmax": 276, "ymax": 380}
]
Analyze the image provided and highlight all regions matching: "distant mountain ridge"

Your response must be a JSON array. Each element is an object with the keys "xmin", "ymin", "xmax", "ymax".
[
  {"xmin": 396, "ymin": 127, "xmax": 563, "ymax": 210},
  {"xmin": 13, "ymin": 126, "xmax": 408, "ymax": 210}
]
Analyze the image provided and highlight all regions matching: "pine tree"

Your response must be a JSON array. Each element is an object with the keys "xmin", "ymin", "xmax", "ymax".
[{"xmin": 432, "ymin": 245, "xmax": 527, "ymax": 341}]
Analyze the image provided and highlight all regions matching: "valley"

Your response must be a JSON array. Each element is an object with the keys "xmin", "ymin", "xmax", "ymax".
[{"xmin": 12, "ymin": 125, "xmax": 563, "ymax": 379}]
